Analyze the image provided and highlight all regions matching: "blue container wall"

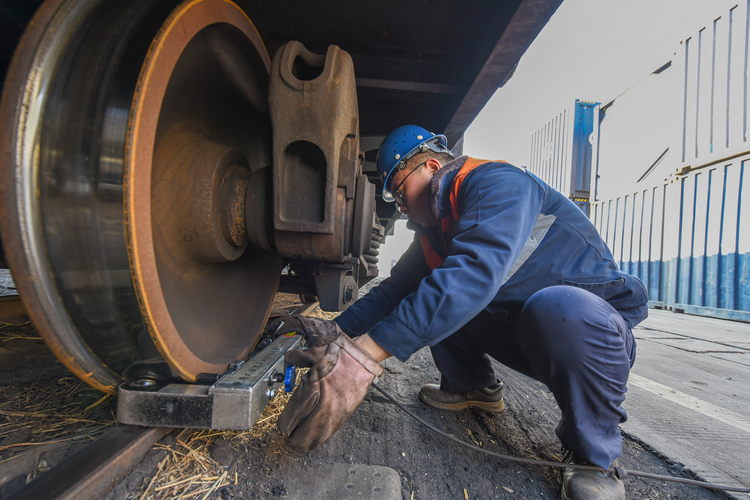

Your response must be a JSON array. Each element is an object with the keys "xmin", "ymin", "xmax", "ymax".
[
  {"xmin": 570, "ymin": 101, "xmax": 597, "ymax": 197},
  {"xmin": 587, "ymin": 2, "xmax": 750, "ymax": 323},
  {"xmin": 591, "ymin": 157, "xmax": 750, "ymax": 322},
  {"xmin": 529, "ymin": 100, "xmax": 599, "ymax": 208}
]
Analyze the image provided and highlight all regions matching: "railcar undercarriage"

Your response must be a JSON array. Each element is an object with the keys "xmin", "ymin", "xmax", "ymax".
[{"xmin": 0, "ymin": 0, "xmax": 561, "ymax": 397}]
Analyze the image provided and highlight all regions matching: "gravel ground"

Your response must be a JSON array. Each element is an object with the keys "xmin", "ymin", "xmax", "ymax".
[
  {"xmin": 103, "ymin": 347, "xmax": 727, "ymax": 499},
  {"xmin": 1, "ymin": 279, "xmax": 731, "ymax": 499},
  {"xmin": 0, "ymin": 323, "xmax": 117, "ymax": 498},
  {"xmin": 108, "ymin": 279, "xmax": 727, "ymax": 499}
]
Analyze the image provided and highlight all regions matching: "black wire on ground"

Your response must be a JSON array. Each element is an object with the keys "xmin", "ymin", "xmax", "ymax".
[{"xmin": 371, "ymin": 382, "xmax": 750, "ymax": 494}]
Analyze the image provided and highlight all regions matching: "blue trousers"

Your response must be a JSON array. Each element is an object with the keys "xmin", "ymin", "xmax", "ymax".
[{"xmin": 430, "ymin": 285, "xmax": 636, "ymax": 469}]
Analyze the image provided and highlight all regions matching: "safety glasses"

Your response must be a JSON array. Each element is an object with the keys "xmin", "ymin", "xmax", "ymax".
[{"xmin": 392, "ymin": 161, "xmax": 426, "ymax": 210}]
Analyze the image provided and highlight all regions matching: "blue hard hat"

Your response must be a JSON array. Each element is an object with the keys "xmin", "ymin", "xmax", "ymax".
[{"xmin": 376, "ymin": 125, "xmax": 448, "ymax": 202}]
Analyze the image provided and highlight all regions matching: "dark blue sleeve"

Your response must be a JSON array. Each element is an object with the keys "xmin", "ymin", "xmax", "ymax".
[
  {"xmin": 367, "ymin": 165, "xmax": 545, "ymax": 361},
  {"xmin": 335, "ymin": 236, "xmax": 431, "ymax": 335}
]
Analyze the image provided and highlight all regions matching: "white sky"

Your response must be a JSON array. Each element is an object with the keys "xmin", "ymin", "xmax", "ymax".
[
  {"xmin": 465, "ymin": 0, "xmax": 723, "ymax": 166},
  {"xmin": 378, "ymin": 0, "xmax": 729, "ymax": 275}
]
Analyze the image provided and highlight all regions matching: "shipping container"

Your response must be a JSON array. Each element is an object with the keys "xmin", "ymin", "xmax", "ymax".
[
  {"xmin": 589, "ymin": 0, "xmax": 750, "ymax": 322},
  {"xmin": 590, "ymin": 61, "xmax": 679, "ymax": 203},
  {"xmin": 677, "ymin": 2, "xmax": 749, "ymax": 169},
  {"xmin": 529, "ymin": 100, "xmax": 599, "ymax": 214},
  {"xmin": 593, "ymin": 159, "xmax": 749, "ymax": 322}
]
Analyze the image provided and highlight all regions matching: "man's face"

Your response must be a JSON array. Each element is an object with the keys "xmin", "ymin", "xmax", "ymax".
[{"xmin": 389, "ymin": 157, "xmax": 440, "ymax": 227}]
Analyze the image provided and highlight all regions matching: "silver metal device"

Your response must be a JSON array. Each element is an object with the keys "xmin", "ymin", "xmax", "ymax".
[{"xmin": 117, "ymin": 334, "xmax": 302, "ymax": 430}]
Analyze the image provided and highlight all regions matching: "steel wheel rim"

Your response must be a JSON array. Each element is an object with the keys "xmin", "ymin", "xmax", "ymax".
[
  {"xmin": 0, "ymin": 0, "xmax": 282, "ymax": 392},
  {"xmin": 0, "ymin": 0, "xmax": 156, "ymax": 394},
  {"xmin": 127, "ymin": 0, "xmax": 282, "ymax": 380}
]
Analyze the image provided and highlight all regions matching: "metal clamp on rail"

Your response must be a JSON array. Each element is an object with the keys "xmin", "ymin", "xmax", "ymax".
[{"xmin": 116, "ymin": 334, "xmax": 302, "ymax": 430}]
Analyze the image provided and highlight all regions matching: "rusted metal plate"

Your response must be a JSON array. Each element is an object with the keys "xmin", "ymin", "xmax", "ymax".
[
  {"xmin": 270, "ymin": 42, "xmax": 359, "ymax": 236},
  {"xmin": 0, "ymin": 295, "xmax": 28, "ymax": 324}
]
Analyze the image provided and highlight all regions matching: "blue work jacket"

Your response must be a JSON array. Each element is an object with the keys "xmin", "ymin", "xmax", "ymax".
[{"xmin": 335, "ymin": 157, "xmax": 649, "ymax": 362}]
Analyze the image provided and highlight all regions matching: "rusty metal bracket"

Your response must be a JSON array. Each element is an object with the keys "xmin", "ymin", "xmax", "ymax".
[
  {"xmin": 269, "ymin": 41, "xmax": 359, "ymax": 236},
  {"xmin": 269, "ymin": 41, "xmax": 380, "ymax": 310},
  {"xmin": 314, "ymin": 266, "xmax": 359, "ymax": 312},
  {"xmin": 351, "ymin": 174, "xmax": 376, "ymax": 259}
]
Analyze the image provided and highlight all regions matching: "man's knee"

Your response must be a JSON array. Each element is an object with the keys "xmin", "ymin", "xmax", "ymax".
[
  {"xmin": 519, "ymin": 286, "xmax": 590, "ymax": 336},
  {"xmin": 517, "ymin": 286, "xmax": 627, "ymax": 363}
]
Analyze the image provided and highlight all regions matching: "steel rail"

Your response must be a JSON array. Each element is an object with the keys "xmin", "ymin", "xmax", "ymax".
[
  {"xmin": 5, "ymin": 301, "xmax": 319, "ymax": 500},
  {"xmin": 5, "ymin": 425, "xmax": 170, "ymax": 500}
]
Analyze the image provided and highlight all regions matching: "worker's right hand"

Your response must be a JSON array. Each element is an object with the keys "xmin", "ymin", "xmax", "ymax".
[
  {"xmin": 264, "ymin": 314, "xmax": 342, "ymax": 348},
  {"xmin": 277, "ymin": 332, "xmax": 383, "ymax": 453}
]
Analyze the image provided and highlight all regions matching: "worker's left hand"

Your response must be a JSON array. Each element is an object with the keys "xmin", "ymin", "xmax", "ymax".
[
  {"xmin": 278, "ymin": 332, "xmax": 383, "ymax": 453},
  {"xmin": 264, "ymin": 314, "xmax": 342, "ymax": 348}
]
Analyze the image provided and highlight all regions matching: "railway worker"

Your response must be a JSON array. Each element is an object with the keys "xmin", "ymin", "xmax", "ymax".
[{"xmin": 269, "ymin": 125, "xmax": 648, "ymax": 500}]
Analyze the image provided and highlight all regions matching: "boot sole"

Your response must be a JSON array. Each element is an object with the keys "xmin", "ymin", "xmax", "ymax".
[{"xmin": 418, "ymin": 392, "xmax": 505, "ymax": 412}]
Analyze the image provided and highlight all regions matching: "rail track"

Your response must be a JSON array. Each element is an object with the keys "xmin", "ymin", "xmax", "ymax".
[{"xmin": 5, "ymin": 301, "xmax": 318, "ymax": 500}]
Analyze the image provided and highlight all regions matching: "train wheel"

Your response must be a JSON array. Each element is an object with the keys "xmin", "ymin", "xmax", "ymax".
[{"xmin": 0, "ymin": 0, "xmax": 282, "ymax": 393}]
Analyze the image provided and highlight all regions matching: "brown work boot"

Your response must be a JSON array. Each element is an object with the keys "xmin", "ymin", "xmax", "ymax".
[
  {"xmin": 560, "ymin": 451, "xmax": 625, "ymax": 500},
  {"xmin": 418, "ymin": 382, "xmax": 504, "ymax": 412}
]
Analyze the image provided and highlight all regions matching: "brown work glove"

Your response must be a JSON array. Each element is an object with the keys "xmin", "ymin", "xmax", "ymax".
[
  {"xmin": 278, "ymin": 333, "xmax": 383, "ymax": 453},
  {"xmin": 264, "ymin": 314, "xmax": 342, "ymax": 348}
]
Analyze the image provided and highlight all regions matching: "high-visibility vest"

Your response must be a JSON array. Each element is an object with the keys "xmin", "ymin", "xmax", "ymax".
[{"xmin": 418, "ymin": 157, "xmax": 507, "ymax": 269}]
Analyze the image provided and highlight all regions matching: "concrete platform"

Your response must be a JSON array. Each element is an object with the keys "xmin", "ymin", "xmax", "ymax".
[
  {"xmin": 623, "ymin": 309, "xmax": 750, "ymax": 498},
  {"xmin": 99, "ymin": 292, "xmax": 747, "ymax": 499},
  {"xmin": 4, "ymin": 266, "xmax": 747, "ymax": 499},
  {"xmin": 283, "ymin": 463, "xmax": 401, "ymax": 499}
]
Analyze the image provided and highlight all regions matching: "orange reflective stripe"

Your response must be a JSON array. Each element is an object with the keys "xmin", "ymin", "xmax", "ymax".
[
  {"xmin": 449, "ymin": 158, "xmax": 506, "ymax": 221},
  {"xmin": 420, "ymin": 157, "xmax": 507, "ymax": 270},
  {"xmin": 419, "ymin": 234, "xmax": 445, "ymax": 269}
]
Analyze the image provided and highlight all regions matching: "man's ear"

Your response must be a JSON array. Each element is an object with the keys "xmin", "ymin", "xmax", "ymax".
[{"xmin": 425, "ymin": 157, "xmax": 442, "ymax": 174}]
